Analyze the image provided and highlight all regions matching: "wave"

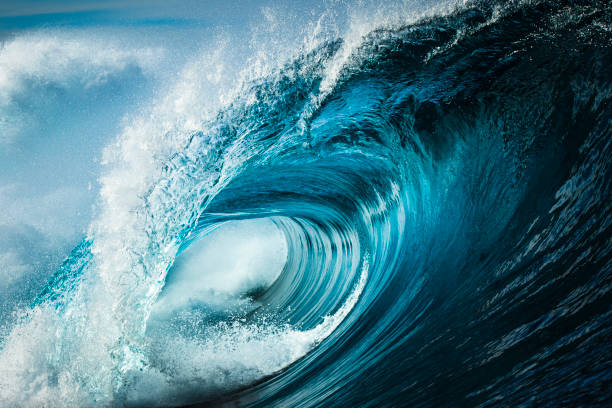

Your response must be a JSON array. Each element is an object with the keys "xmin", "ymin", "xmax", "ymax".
[{"xmin": 0, "ymin": 0, "xmax": 611, "ymax": 406}]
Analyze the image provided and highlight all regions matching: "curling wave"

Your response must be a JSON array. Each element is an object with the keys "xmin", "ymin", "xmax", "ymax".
[{"xmin": 0, "ymin": 0, "xmax": 611, "ymax": 406}]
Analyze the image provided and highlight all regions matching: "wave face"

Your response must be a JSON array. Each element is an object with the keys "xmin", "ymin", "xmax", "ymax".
[{"xmin": 1, "ymin": 0, "xmax": 611, "ymax": 406}]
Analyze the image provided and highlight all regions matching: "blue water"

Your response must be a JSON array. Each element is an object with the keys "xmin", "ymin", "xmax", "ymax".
[{"xmin": 0, "ymin": 0, "xmax": 611, "ymax": 406}]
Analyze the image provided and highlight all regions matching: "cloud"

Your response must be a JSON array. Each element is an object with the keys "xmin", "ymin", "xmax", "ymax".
[
  {"xmin": 0, "ymin": 31, "xmax": 164, "ymax": 143},
  {"xmin": 0, "ymin": 183, "xmax": 89, "ymax": 240}
]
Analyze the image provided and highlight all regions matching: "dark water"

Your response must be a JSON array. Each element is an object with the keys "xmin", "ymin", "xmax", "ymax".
[{"xmin": 1, "ymin": 0, "xmax": 611, "ymax": 406}]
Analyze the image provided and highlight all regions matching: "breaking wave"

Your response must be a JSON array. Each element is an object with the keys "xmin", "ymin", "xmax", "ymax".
[{"xmin": 0, "ymin": 0, "xmax": 611, "ymax": 406}]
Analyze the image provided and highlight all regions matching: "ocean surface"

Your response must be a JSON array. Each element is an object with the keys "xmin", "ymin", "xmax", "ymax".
[{"xmin": 0, "ymin": 0, "xmax": 611, "ymax": 406}]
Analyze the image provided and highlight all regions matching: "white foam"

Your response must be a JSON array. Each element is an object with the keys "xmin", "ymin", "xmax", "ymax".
[
  {"xmin": 125, "ymin": 258, "xmax": 369, "ymax": 407},
  {"xmin": 151, "ymin": 218, "xmax": 288, "ymax": 316}
]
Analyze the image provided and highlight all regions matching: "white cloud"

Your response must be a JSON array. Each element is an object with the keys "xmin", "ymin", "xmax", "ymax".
[{"xmin": 0, "ymin": 31, "xmax": 164, "ymax": 143}]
